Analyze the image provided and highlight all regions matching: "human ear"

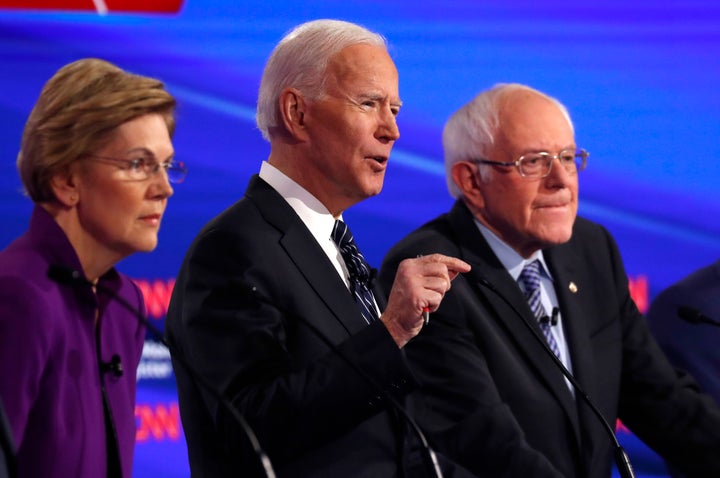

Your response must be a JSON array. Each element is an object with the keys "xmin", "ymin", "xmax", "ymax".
[
  {"xmin": 451, "ymin": 161, "xmax": 485, "ymax": 210},
  {"xmin": 279, "ymin": 88, "xmax": 309, "ymax": 141},
  {"xmin": 49, "ymin": 167, "xmax": 80, "ymax": 208}
]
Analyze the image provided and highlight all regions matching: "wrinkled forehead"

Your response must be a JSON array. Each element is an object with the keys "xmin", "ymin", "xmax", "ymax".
[
  {"xmin": 326, "ymin": 44, "xmax": 398, "ymax": 88},
  {"xmin": 495, "ymin": 92, "xmax": 574, "ymax": 153}
]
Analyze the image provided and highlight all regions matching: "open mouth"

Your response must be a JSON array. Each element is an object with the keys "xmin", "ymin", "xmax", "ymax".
[{"xmin": 368, "ymin": 155, "xmax": 388, "ymax": 164}]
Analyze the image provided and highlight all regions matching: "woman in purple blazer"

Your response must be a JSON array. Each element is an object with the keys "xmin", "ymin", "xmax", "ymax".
[{"xmin": 0, "ymin": 58, "xmax": 183, "ymax": 478}]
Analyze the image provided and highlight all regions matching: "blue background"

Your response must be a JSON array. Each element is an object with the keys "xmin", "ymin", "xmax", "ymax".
[{"xmin": 1, "ymin": 1, "xmax": 719, "ymax": 476}]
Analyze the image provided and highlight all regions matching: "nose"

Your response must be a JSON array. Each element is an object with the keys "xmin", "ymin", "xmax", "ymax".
[
  {"xmin": 544, "ymin": 156, "xmax": 573, "ymax": 188},
  {"xmin": 151, "ymin": 168, "xmax": 174, "ymax": 199},
  {"xmin": 376, "ymin": 107, "xmax": 400, "ymax": 142}
]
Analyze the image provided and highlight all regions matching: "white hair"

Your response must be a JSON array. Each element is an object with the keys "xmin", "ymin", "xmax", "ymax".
[
  {"xmin": 256, "ymin": 19, "xmax": 387, "ymax": 141},
  {"xmin": 443, "ymin": 83, "xmax": 574, "ymax": 198}
]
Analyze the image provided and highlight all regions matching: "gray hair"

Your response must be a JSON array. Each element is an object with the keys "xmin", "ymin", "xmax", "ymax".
[
  {"xmin": 443, "ymin": 83, "xmax": 573, "ymax": 198},
  {"xmin": 256, "ymin": 19, "xmax": 387, "ymax": 141}
]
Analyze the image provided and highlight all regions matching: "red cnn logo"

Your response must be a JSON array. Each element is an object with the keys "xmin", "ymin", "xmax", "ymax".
[
  {"xmin": 628, "ymin": 275, "xmax": 649, "ymax": 314},
  {"xmin": 136, "ymin": 402, "xmax": 182, "ymax": 442},
  {"xmin": 133, "ymin": 278, "xmax": 175, "ymax": 320}
]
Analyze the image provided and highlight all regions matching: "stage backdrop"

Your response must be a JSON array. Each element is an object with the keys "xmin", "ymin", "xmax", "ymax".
[{"xmin": 1, "ymin": 1, "xmax": 719, "ymax": 477}]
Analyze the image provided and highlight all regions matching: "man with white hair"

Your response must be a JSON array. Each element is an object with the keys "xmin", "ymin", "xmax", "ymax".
[
  {"xmin": 167, "ymin": 19, "xmax": 470, "ymax": 477},
  {"xmin": 380, "ymin": 83, "xmax": 720, "ymax": 478}
]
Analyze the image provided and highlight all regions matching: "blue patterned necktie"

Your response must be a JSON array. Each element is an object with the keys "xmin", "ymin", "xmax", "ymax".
[
  {"xmin": 518, "ymin": 260, "xmax": 561, "ymax": 358},
  {"xmin": 331, "ymin": 220, "xmax": 379, "ymax": 324}
]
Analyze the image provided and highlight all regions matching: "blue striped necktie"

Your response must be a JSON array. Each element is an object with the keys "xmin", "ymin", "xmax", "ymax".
[
  {"xmin": 331, "ymin": 220, "xmax": 379, "ymax": 324},
  {"xmin": 518, "ymin": 260, "xmax": 560, "ymax": 358}
]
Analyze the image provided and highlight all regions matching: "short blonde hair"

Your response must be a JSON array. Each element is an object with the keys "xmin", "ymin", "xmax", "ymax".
[{"xmin": 17, "ymin": 58, "xmax": 177, "ymax": 202}]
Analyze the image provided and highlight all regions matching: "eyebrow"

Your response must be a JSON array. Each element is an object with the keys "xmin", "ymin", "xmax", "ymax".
[
  {"xmin": 124, "ymin": 147, "xmax": 153, "ymax": 155},
  {"xmin": 357, "ymin": 92, "xmax": 403, "ymax": 107},
  {"xmin": 125, "ymin": 147, "xmax": 175, "ymax": 162},
  {"xmin": 518, "ymin": 145, "xmax": 576, "ymax": 155}
]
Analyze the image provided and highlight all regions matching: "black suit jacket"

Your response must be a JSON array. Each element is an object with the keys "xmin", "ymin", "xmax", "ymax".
[
  {"xmin": 647, "ymin": 259, "xmax": 720, "ymax": 404},
  {"xmin": 166, "ymin": 176, "xmax": 420, "ymax": 477},
  {"xmin": 379, "ymin": 200, "xmax": 720, "ymax": 478}
]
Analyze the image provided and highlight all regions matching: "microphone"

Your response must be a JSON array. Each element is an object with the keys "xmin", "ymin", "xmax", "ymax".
[
  {"xmin": 474, "ymin": 275, "xmax": 636, "ymax": 478},
  {"xmin": 677, "ymin": 306, "xmax": 720, "ymax": 327},
  {"xmin": 539, "ymin": 307, "xmax": 559, "ymax": 326},
  {"xmin": 47, "ymin": 265, "xmax": 276, "ymax": 478},
  {"xmin": 101, "ymin": 354, "xmax": 123, "ymax": 377},
  {"xmin": 237, "ymin": 279, "xmax": 444, "ymax": 478}
]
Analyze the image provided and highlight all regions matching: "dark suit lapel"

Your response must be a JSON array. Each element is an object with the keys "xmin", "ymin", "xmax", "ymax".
[
  {"xmin": 545, "ymin": 246, "xmax": 597, "ymax": 398},
  {"xmin": 245, "ymin": 176, "xmax": 369, "ymax": 336},
  {"xmin": 448, "ymin": 201, "xmax": 582, "ymax": 443},
  {"xmin": 545, "ymin": 244, "xmax": 601, "ymax": 458}
]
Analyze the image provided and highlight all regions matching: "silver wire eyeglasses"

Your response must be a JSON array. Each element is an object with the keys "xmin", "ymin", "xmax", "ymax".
[
  {"xmin": 84, "ymin": 153, "xmax": 188, "ymax": 184},
  {"xmin": 469, "ymin": 148, "xmax": 589, "ymax": 179}
]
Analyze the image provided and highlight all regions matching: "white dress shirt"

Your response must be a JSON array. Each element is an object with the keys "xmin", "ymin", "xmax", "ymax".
[{"xmin": 259, "ymin": 161, "xmax": 380, "ymax": 315}]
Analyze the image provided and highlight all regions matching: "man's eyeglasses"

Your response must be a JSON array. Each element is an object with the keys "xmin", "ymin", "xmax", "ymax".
[
  {"xmin": 84, "ymin": 153, "xmax": 187, "ymax": 184},
  {"xmin": 469, "ymin": 148, "xmax": 588, "ymax": 179}
]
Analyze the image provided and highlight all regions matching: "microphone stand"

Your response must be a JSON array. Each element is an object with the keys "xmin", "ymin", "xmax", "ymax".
[
  {"xmin": 474, "ymin": 275, "xmax": 636, "ymax": 478},
  {"xmin": 237, "ymin": 280, "xmax": 445, "ymax": 478},
  {"xmin": 47, "ymin": 265, "xmax": 276, "ymax": 478},
  {"xmin": 677, "ymin": 306, "xmax": 720, "ymax": 328}
]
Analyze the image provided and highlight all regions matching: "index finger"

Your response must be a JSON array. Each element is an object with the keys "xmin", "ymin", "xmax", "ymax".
[{"xmin": 423, "ymin": 253, "xmax": 471, "ymax": 277}]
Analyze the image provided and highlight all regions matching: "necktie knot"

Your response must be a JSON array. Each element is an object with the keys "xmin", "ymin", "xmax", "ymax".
[
  {"xmin": 332, "ymin": 220, "xmax": 371, "ymax": 285},
  {"xmin": 518, "ymin": 259, "xmax": 561, "ymax": 358},
  {"xmin": 518, "ymin": 260, "xmax": 542, "ymax": 303},
  {"xmin": 331, "ymin": 220, "xmax": 378, "ymax": 324}
]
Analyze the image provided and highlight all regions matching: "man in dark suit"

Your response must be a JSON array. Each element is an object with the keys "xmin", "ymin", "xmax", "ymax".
[
  {"xmin": 648, "ymin": 259, "xmax": 720, "ymax": 404},
  {"xmin": 647, "ymin": 260, "xmax": 720, "ymax": 478},
  {"xmin": 166, "ymin": 19, "xmax": 470, "ymax": 477},
  {"xmin": 379, "ymin": 83, "xmax": 720, "ymax": 478}
]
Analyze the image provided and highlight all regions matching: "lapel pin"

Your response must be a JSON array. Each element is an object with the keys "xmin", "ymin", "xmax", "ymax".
[{"xmin": 568, "ymin": 282, "xmax": 578, "ymax": 293}]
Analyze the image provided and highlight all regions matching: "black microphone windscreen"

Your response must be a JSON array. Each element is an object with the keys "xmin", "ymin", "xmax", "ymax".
[
  {"xmin": 678, "ymin": 306, "xmax": 703, "ymax": 323},
  {"xmin": 677, "ymin": 305, "xmax": 720, "ymax": 327},
  {"xmin": 47, "ymin": 265, "xmax": 83, "ymax": 285}
]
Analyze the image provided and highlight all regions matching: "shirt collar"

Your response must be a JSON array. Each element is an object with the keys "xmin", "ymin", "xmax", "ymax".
[
  {"xmin": 259, "ymin": 161, "xmax": 338, "ymax": 245},
  {"xmin": 472, "ymin": 217, "xmax": 553, "ymax": 282}
]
